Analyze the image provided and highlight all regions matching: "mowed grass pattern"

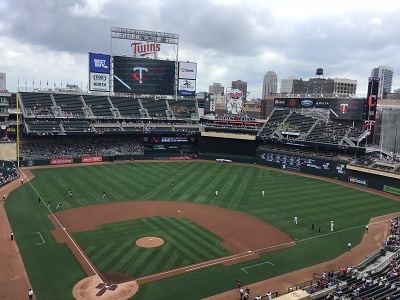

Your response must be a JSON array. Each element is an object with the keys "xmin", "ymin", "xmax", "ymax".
[
  {"xmin": 73, "ymin": 216, "xmax": 231, "ymax": 277},
  {"xmin": 5, "ymin": 161, "xmax": 400, "ymax": 299}
]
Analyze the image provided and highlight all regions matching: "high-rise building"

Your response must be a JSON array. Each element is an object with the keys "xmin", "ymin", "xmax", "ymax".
[
  {"xmin": 280, "ymin": 76, "xmax": 299, "ymax": 94},
  {"xmin": 262, "ymin": 71, "xmax": 277, "ymax": 99},
  {"xmin": 231, "ymin": 80, "xmax": 248, "ymax": 101},
  {"xmin": 208, "ymin": 83, "xmax": 224, "ymax": 95},
  {"xmin": 292, "ymin": 77, "xmax": 357, "ymax": 96},
  {"xmin": 371, "ymin": 66, "xmax": 393, "ymax": 99}
]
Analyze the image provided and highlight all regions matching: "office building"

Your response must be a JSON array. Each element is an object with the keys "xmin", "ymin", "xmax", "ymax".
[{"xmin": 262, "ymin": 71, "xmax": 277, "ymax": 99}]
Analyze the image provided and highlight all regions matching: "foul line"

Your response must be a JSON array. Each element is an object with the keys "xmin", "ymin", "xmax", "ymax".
[
  {"xmin": 19, "ymin": 170, "xmax": 103, "ymax": 283},
  {"xmin": 241, "ymin": 261, "xmax": 274, "ymax": 274},
  {"xmin": 31, "ymin": 231, "xmax": 45, "ymax": 245}
]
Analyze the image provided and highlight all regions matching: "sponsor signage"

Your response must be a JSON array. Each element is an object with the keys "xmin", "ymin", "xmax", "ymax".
[
  {"xmin": 348, "ymin": 176, "xmax": 368, "ymax": 187},
  {"xmin": 89, "ymin": 53, "xmax": 110, "ymax": 74},
  {"xmin": 383, "ymin": 185, "xmax": 400, "ymax": 196},
  {"xmin": 314, "ymin": 99, "xmax": 330, "ymax": 108},
  {"xmin": 131, "ymin": 42, "xmax": 161, "ymax": 57},
  {"xmin": 274, "ymin": 99, "xmax": 286, "ymax": 107},
  {"xmin": 177, "ymin": 79, "xmax": 196, "ymax": 96},
  {"xmin": 178, "ymin": 62, "xmax": 197, "ymax": 80},
  {"xmin": 286, "ymin": 98, "xmax": 299, "ymax": 108},
  {"xmin": 300, "ymin": 99, "xmax": 314, "ymax": 108},
  {"xmin": 50, "ymin": 158, "xmax": 73, "ymax": 165},
  {"xmin": 89, "ymin": 72, "xmax": 110, "ymax": 92},
  {"xmin": 168, "ymin": 156, "xmax": 192, "ymax": 160},
  {"xmin": 336, "ymin": 163, "xmax": 346, "ymax": 174},
  {"xmin": 113, "ymin": 56, "xmax": 175, "ymax": 95},
  {"xmin": 81, "ymin": 156, "xmax": 103, "ymax": 163}
]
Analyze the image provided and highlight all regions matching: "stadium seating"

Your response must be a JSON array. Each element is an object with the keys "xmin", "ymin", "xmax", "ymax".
[
  {"xmin": 168, "ymin": 99, "xmax": 197, "ymax": 119},
  {"xmin": 19, "ymin": 92, "xmax": 54, "ymax": 117},
  {"xmin": 0, "ymin": 160, "xmax": 19, "ymax": 187},
  {"xmin": 258, "ymin": 109, "xmax": 291, "ymax": 138},
  {"xmin": 109, "ymin": 96, "xmax": 141, "ymax": 118},
  {"xmin": 62, "ymin": 121, "xmax": 93, "ymax": 132},
  {"xmin": 53, "ymin": 94, "xmax": 85, "ymax": 117},
  {"xmin": 25, "ymin": 120, "xmax": 61, "ymax": 133},
  {"xmin": 140, "ymin": 99, "xmax": 168, "ymax": 118},
  {"xmin": 82, "ymin": 95, "xmax": 114, "ymax": 117}
]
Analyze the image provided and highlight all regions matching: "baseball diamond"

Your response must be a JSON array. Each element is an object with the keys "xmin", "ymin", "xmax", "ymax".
[{"xmin": 1, "ymin": 160, "xmax": 400, "ymax": 300}]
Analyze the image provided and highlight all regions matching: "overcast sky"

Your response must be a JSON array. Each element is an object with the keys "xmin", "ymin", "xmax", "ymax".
[{"xmin": 0, "ymin": 0, "xmax": 399, "ymax": 98}]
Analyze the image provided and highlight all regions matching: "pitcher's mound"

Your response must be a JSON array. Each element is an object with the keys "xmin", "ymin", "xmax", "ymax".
[
  {"xmin": 73, "ymin": 275, "xmax": 138, "ymax": 300},
  {"xmin": 136, "ymin": 237, "xmax": 164, "ymax": 248}
]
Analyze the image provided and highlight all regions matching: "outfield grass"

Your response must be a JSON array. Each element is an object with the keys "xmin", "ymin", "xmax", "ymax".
[{"xmin": 5, "ymin": 161, "xmax": 400, "ymax": 300}]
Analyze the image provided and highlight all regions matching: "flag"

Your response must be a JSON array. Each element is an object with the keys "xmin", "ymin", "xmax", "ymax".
[
  {"xmin": 54, "ymin": 81, "xmax": 56, "ymax": 87},
  {"xmin": 46, "ymin": 80, "xmax": 48, "ymax": 86},
  {"xmin": 40, "ymin": 79, "xmax": 42, "ymax": 87},
  {"xmin": 25, "ymin": 79, "xmax": 27, "ymax": 85},
  {"xmin": 33, "ymin": 79, "xmax": 34, "ymax": 86}
]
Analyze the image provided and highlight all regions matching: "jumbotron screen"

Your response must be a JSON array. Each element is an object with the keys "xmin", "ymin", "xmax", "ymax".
[
  {"xmin": 329, "ymin": 98, "xmax": 364, "ymax": 121},
  {"xmin": 113, "ymin": 56, "xmax": 175, "ymax": 95}
]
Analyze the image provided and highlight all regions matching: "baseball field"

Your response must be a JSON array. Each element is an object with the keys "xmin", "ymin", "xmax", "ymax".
[{"xmin": 4, "ymin": 160, "xmax": 400, "ymax": 299}]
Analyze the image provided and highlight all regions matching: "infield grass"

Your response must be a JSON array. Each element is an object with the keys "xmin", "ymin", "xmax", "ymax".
[{"xmin": 5, "ymin": 161, "xmax": 400, "ymax": 299}]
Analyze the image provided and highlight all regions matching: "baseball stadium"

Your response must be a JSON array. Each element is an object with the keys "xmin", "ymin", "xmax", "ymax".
[{"xmin": 1, "ymin": 28, "xmax": 400, "ymax": 300}]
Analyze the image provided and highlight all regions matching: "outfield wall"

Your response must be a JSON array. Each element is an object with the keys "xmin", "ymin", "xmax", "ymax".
[{"xmin": 256, "ymin": 150, "xmax": 400, "ymax": 197}]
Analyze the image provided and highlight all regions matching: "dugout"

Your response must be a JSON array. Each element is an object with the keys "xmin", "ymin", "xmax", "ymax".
[{"xmin": 274, "ymin": 290, "xmax": 310, "ymax": 300}]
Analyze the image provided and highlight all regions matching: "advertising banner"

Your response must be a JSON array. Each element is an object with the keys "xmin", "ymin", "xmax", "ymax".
[
  {"xmin": 286, "ymin": 98, "xmax": 299, "ymax": 108},
  {"xmin": 178, "ymin": 62, "xmax": 197, "ymax": 80},
  {"xmin": 348, "ymin": 176, "xmax": 368, "ymax": 187},
  {"xmin": 177, "ymin": 79, "xmax": 196, "ymax": 96},
  {"xmin": 89, "ymin": 72, "xmax": 110, "ymax": 92},
  {"xmin": 89, "ymin": 53, "xmax": 111, "ymax": 74},
  {"xmin": 314, "ymin": 99, "xmax": 330, "ymax": 108},
  {"xmin": 81, "ymin": 156, "xmax": 103, "ymax": 163},
  {"xmin": 274, "ymin": 99, "xmax": 286, "ymax": 107},
  {"xmin": 299, "ymin": 99, "xmax": 315, "ymax": 108},
  {"xmin": 50, "ymin": 158, "xmax": 73, "ymax": 165},
  {"xmin": 383, "ymin": 185, "xmax": 400, "ymax": 196}
]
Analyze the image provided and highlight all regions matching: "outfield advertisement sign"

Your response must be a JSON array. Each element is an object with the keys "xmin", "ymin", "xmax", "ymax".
[
  {"xmin": 82, "ymin": 156, "xmax": 103, "ymax": 163},
  {"xmin": 383, "ymin": 185, "xmax": 400, "ymax": 196},
  {"xmin": 50, "ymin": 158, "xmax": 73, "ymax": 165},
  {"xmin": 348, "ymin": 176, "xmax": 368, "ymax": 187}
]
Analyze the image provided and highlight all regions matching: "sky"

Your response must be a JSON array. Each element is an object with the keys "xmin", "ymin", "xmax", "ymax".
[{"xmin": 0, "ymin": 0, "xmax": 399, "ymax": 99}]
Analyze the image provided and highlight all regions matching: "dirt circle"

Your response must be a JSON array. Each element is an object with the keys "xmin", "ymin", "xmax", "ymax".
[
  {"xmin": 136, "ymin": 236, "xmax": 164, "ymax": 248},
  {"xmin": 72, "ymin": 275, "xmax": 138, "ymax": 300}
]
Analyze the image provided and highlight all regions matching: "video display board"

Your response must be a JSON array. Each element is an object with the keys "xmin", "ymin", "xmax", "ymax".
[
  {"xmin": 329, "ymin": 98, "xmax": 364, "ymax": 121},
  {"xmin": 113, "ymin": 56, "xmax": 175, "ymax": 95}
]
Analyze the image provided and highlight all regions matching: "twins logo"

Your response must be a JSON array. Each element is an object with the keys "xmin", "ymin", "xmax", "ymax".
[
  {"xmin": 132, "ymin": 67, "xmax": 148, "ymax": 83},
  {"xmin": 339, "ymin": 103, "xmax": 349, "ymax": 113}
]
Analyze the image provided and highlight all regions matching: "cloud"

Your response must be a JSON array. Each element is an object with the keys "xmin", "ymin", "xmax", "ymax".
[{"xmin": 0, "ymin": 0, "xmax": 399, "ymax": 97}]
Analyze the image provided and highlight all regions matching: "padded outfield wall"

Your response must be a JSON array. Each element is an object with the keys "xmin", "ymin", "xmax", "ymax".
[{"xmin": 256, "ymin": 149, "xmax": 400, "ymax": 197}]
